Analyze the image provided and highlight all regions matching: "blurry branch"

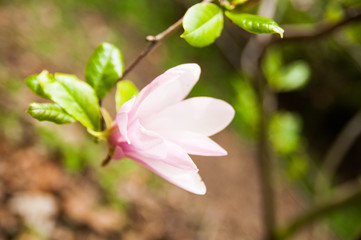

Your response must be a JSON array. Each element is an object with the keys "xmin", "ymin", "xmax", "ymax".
[
  {"xmin": 120, "ymin": 18, "xmax": 183, "ymax": 80},
  {"xmin": 316, "ymin": 110, "xmax": 361, "ymax": 192},
  {"xmin": 277, "ymin": 181, "xmax": 361, "ymax": 240},
  {"xmin": 237, "ymin": 4, "xmax": 361, "ymax": 240},
  {"xmin": 314, "ymin": 25, "xmax": 361, "ymax": 192},
  {"xmin": 272, "ymin": 7, "xmax": 361, "ymax": 42},
  {"xmin": 241, "ymin": 0, "xmax": 278, "ymax": 239},
  {"xmin": 118, "ymin": 0, "xmax": 213, "ymax": 81}
]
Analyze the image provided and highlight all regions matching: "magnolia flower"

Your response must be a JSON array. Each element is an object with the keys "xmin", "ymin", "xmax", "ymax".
[{"xmin": 108, "ymin": 64, "xmax": 235, "ymax": 194}]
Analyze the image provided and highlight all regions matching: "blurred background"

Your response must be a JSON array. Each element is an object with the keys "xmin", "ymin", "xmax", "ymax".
[{"xmin": 1, "ymin": 0, "xmax": 361, "ymax": 239}]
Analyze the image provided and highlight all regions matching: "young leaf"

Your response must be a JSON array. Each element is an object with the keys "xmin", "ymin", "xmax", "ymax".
[
  {"xmin": 25, "ymin": 71, "xmax": 51, "ymax": 99},
  {"xmin": 225, "ymin": 12, "xmax": 284, "ymax": 38},
  {"xmin": 115, "ymin": 80, "xmax": 139, "ymax": 111},
  {"xmin": 85, "ymin": 42, "xmax": 124, "ymax": 99},
  {"xmin": 40, "ymin": 73, "xmax": 101, "ymax": 131},
  {"xmin": 181, "ymin": 3, "xmax": 224, "ymax": 47},
  {"xmin": 27, "ymin": 103, "xmax": 76, "ymax": 124}
]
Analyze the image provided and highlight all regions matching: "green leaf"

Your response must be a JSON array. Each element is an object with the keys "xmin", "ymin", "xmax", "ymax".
[
  {"xmin": 25, "ymin": 71, "xmax": 51, "ymax": 99},
  {"xmin": 40, "ymin": 73, "xmax": 101, "ymax": 131},
  {"xmin": 181, "ymin": 3, "xmax": 224, "ymax": 47},
  {"xmin": 27, "ymin": 103, "xmax": 76, "ymax": 124},
  {"xmin": 115, "ymin": 80, "xmax": 139, "ymax": 111},
  {"xmin": 225, "ymin": 12, "xmax": 284, "ymax": 37},
  {"xmin": 85, "ymin": 42, "xmax": 124, "ymax": 99}
]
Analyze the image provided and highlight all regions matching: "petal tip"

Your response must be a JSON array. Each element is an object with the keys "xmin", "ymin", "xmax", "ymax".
[
  {"xmin": 173, "ymin": 63, "xmax": 201, "ymax": 79},
  {"xmin": 194, "ymin": 181, "xmax": 207, "ymax": 195}
]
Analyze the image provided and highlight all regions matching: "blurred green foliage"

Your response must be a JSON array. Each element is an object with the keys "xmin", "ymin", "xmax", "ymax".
[
  {"xmin": 263, "ymin": 47, "xmax": 311, "ymax": 92},
  {"xmin": 269, "ymin": 112, "xmax": 302, "ymax": 155},
  {"xmin": 231, "ymin": 75, "xmax": 259, "ymax": 138},
  {"xmin": 328, "ymin": 203, "xmax": 361, "ymax": 239}
]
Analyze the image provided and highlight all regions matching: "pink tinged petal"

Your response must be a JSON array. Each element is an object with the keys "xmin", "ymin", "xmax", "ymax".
[
  {"xmin": 116, "ymin": 96, "xmax": 136, "ymax": 143},
  {"xmin": 127, "ymin": 120, "xmax": 167, "ymax": 159},
  {"xmin": 133, "ymin": 64, "xmax": 201, "ymax": 120},
  {"xmin": 142, "ymin": 97, "xmax": 235, "ymax": 137},
  {"xmin": 170, "ymin": 132, "xmax": 227, "ymax": 156},
  {"xmin": 163, "ymin": 141, "xmax": 199, "ymax": 171},
  {"xmin": 127, "ymin": 154, "xmax": 206, "ymax": 195},
  {"xmin": 126, "ymin": 121, "xmax": 198, "ymax": 171}
]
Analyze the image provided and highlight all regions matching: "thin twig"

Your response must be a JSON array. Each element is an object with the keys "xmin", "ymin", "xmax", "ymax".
[
  {"xmin": 313, "ymin": 66, "xmax": 361, "ymax": 218},
  {"xmin": 277, "ymin": 182, "xmax": 361, "ymax": 240},
  {"xmin": 256, "ymin": 76, "xmax": 278, "ymax": 240},
  {"xmin": 259, "ymin": 7, "xmax": 361, "ymax": 62},
  {"xmin": 118, "ymin": 0, "xmax": 213, "ymax": 82},
  {"xmin": 273, "ymin": 7, "xmax": 361, "ymax": 42},
  {"xmin": 119, "ymin": 18, "xmax": 183, "ymax": 81},
  {"xmin": 101, "ymin": 154, "xmax": 112, "ymax": 167},
  {"xmin": 316, "ymin": 110, "xmax": 361, "ymax": 190}
]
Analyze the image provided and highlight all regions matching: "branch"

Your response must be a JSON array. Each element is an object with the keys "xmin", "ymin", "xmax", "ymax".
[
  {"xmin": 240, "ymin": 1, "xmax": 279, "ymax": 239},
  {"xmin": 318, "ymin": 110, "xmax": 361, "ymax": 187},
  {"xmin": 119, "ymin": 18, "xmax": 183, "ymax": 81},
  {"xmin": 273, "ymin": 7, "xmax": 361, "ymax": 42},
  {"xmin": 118, "ymin": 0, "xmax": 213, "ymax": 82},
  {"xmin": 277, "ymin": 182, "xmax": 361, "ymax": 240},
  {"xmin": 313, "ymin": 101, "xmax": 361, "ymax": 214}
]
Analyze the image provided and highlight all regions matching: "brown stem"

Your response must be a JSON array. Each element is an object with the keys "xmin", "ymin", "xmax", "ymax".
[
  {"xmin": 256, "ymin": 73, "xmax": 278, "ymax": 240},
  {"xmin": 273, "ymin": 7, "xmax": 361, "ymax": 42},
  {"xmin": 315, "ymin": 110, "xmax": 361, "ymax": 199},
  {"xmin": 101, "ymin": 154, "xmax": 112, "ymax": 167},
  {"xmin": 118, "ymin": 0, "xmax": 213, "ymax": 82},
  {"xmin": 240, "ymin": 0, "xmax": 279, "ymax": 238}
]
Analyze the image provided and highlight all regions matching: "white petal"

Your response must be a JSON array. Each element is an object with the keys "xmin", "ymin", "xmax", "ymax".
[
  {"xmin": 163, "ymin": 141, "xmax": 199, "ymax": 171},
  {"xmin": 169, "ymin": 132, "xmax": 227, "ymax": 156},
  {"xmin": 127, "ymin": 153, "xmax": 206, "ymax": 195},
  {"xmin": 127, "ymin": 120, "xmax": 167, "ymax": 159},
  {"xmin": 132, "ymin": 64, "xmax": 201, "ymax": 120},
  {"xmin": 127, "ymin": 121, "xmax": 198, "ymax": 171},
  {"xmin": 142, "ymin": 97, "xmax": 235, "ymax": 137}
]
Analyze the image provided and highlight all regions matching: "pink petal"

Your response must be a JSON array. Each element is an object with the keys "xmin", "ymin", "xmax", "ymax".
[
  {"xmin": 142, "ymin": 97, "xmax": 235, "ymax": 137},
  {"xmin": 127, "ymin": 121, "xmax": 198, "ymax": 171},
  {"xmin": 169, "ymin": 132, "xmax": 227, "ymax": 156},
  {"xmin": 127, "ymin": 120, "xmax": 167, "ymax": 159},
  {"xmin": 127, "ymin": 153, "xmax": 206, "ymax": 195},
  {"xmin": 132, "ymin": 64, "xmax": 201, "ymax": 120},
  {"xmin": 162, "ymin": 141, "xmax": 199, "ymax": 171}
]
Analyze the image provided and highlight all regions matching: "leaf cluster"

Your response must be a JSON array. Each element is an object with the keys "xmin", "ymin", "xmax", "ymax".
[
  {"xmin": 26, "ymin": 43, "xmax": 138, "ymax": 134},
  {"xmin": 181, "ymin": 2, "xmax": 284, "ymax": 48}
]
